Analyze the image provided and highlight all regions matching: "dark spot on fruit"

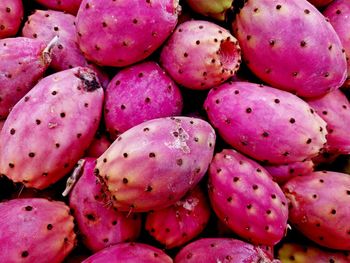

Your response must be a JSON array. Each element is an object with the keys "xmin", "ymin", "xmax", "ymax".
[
  {"xmin": 146, "ymin": 185, "xmax": 152, "ymax": 192},
  {"xmin": 123, "ymin": 153, "xmax": 128, "ymax": 158},
  {"xmin": 276, "ymin": 4, "xmax": 282, "ymax": 9},
  {"xmin": 304, "ymin": 9, "xmax": 310, "ymax": 14},
  {"xmin": 347, "ymin": 190, "xmax": 350, "ymax": 195},
  {"xmin": 271, "ymin": 194, "xmax": 276, "ymax": 199},
  {"xmin": 154, "ymin": 253, "xmax": 159, "ymax": 258},
  {"xmin": 165, "ymin": 228, "xmax": 170, "ymax": 232},
  {"xmin": 336, "ymin": 10, "xmax": 341, "ymax": 14},
  {"xmin": 9, "ymin": 163, "xmax": 14, "ymax": 168},
  {"xmin": 331, "ymin": 209, "xmax": 336, "ymax": 215},
  {"xmin": 300, "ymin": 40, "xmax": 307, "ymax": 47},
  {"xmin": 274, "ymin": 99, "xmax": 280, "ymax": 103},
  {"xmin": 145, "ymin": 97, "xmax": 150, "ymax": 103},
  {"xmin": 186, "ymin": 253, "xmax": 193, "ymax": 259},
  {"xmin": 233, "ymin": 177, "xmax": 239, "ymax": 182},
  {"xmin": 123, "ymin": 178, "xmax": 128, "ymax": 184},
  {"xmin": 25, "ymin": 206, "xmax": 33, "ymax": 211},
  {"xmin": 176, "ymin": 159, "xmax": 183, "ymax": 166},
  {"xmin": 262, "ymin": 131, "xmax": 269, "ymax": 137},
  {"xmin": 269, "ymin": 39, "xmax": 275, "ymax": 46},
  {"xmin": 266, "ymin": 210, "xmax": 272, "ymax": 215},
  {"xmin": 196, "ymin": 40, "xmax": 200, "ymax": 45},
  {"xmin": 102, "ymin": 22, "xmax": 107, "ymax": 27},
  {"xmin": 227, "ymin": 197, "xmax": 233, "ymax": 202},
  {"xmin": 289, "ymin": 255, "xmax": 295, "ymax": 260},
  {"xmin": 36, "ymin": 119, "xmax": 41, "ymax": 125},
  {"xmin": 21, "ymin": 251, "xmax": 29, "ymax": 258},
  {"xmin": 319, "ymin": 179, "xmax": 324, "ymax": 183},
  {"xmin": 55, "ymin": 143, "xmax": 60, "ymax": 148},
  {"xmin": 47, "ymin": 224, "xmax": 53, "ymax": 230},
  {"xmin": 235, "ymin": 90, "xmax": 239, "ymax": 95},
  {"xmin": 112, "ymin": 221, "xmax": 117, "ymax": 225},
  {"xmin": 247, "ymin": 204, "xmax": 252, "ymax": 209},
  {"xmin": 316, "ymin": 223, "xmax": 321, "ymax": 227},
  {"xmin": 246, "ymin": 108, "xmax": 252, "ymax": 113},
  {"xmin": 10, "ymin": 128, "xmax": 15, "ymax": 135},
  {"xmin": 283, "ymin": 151, "xmax": 289, "ymax": 156},
  {"xmin": 143, "ymin": 127, "xmax": 149, "ymax": 132},
  {"xmin": 290, "ymin": 118, "xmax": 295, "ymax": 123},
  {"xmin": 103, "ymin": 238, "xmax": 109, "ymax": 243},
  {"xmin": 51, "ymin": 91, "xmax": 57, "ymax": 95},
  {"xmin": 253, "ymin": 185, "xmax": 258, "ymax": 190},
  {"xmin": 28, "ymin": 152, "xmax": 35, "ymax": 158}
]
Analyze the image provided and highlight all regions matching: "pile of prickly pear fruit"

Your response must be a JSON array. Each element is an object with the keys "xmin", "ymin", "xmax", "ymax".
[{"xmin": 1, "ymin": 0, "xmax": 350, "ymax": 262}]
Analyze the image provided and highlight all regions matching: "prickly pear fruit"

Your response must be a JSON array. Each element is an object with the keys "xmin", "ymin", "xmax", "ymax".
[
  {"xmin": 0, "ymin": 67, "xmax": 104, "ymax": 190},
  {"xmin": 204, "ymin": 81, "xmax": 327, "ymax": 164},
  {"xmin": 208, "ymin": 149, "xmax": 288, "ymax": 245},
  {"xmin": 34, "ymin": 0, "xmax": 82, "ymax": 14},
  {"xmin": 0, "ymin": 0, "xmax": 23, "ymax": 39},
  {"xmin": 145, "ymin": 186, "xmax": 210, "ymax": 248},
  {"xmin": 69, "ymin": 158, "xmax": 141, "ymax": 252},
  {"xmin": 278, "ymin": 243, "xmax": 349, "ymax": 263},
  {"xmin": 324, "ymin": 0, "xmax": 350, "ymax": 87},
  {"xmin": 86, "ymin": 132, "xmax": 111, "ymax": 158},
  {"xmin": 83, "ymin": 242, "xmax": 173, "ymax": 263},
  {"xmin": 308, "ymin": 89, "xmax": 350, "ymax": 154},
  {"xmin": 0, "ymin": 198, "xmax": 76, "ymax": 263},
  {"xmin": 264, "ymin": 160, "xmax": 314, "ymax": 185},
  {"xmin": 160, "ymin": 20, "xmax": 241, "ymax": 90},
  {"xmin": 185, "ymin": 0, "xmax": 233, "ymax": 21},
  {"xmin": 284, "ymin": 171, "xmax": 350, "ymax": 250},
  {"xmin": 308, "ymin": 0, "xmax": 334, "ymax": 8},
  {"xmin": 233, "ymin": 0, "xmax": 347, "ymax": 98},
  {"xmin": 76, "ymin": 0, "xmax": 180, "ymax": 67},
  {"xmin": 174, "ymin": 238, "xmax": 279, "ymax": 263},
  {"xmin": 95, "ymin": 116, "xmax": 216, "ymax": 212},
  {"xmin": 0, "ymin": 37, "xmax": 55, "ymax": 119},
  {"xmin": 104, "ymin": 61, "xmax": 183, "ymax": 139}
]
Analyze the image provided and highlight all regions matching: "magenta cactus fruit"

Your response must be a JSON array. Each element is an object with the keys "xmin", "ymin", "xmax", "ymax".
[
  {"xmin": 208, "ymin": 149, "xmax": 288, "ymax": 246},
  {"xmin": 185, "ymin": 0, "xmax": 233, "ymax": 21},
  {"xmin": 308, "ymin": 0, "xmax": 334, "ymax": 8},
  {"xmin": 264, "ymin": 160, "xmax": 314, "ymax": 185},
  {"xmin": 145, "ymin": 186, "xmax": 211, "ymax": 248},
  {"xmin": 324, "ymin": 0, "xmax": 350, "ymax": 87},
  {"xmin": 308, "ymin": 90, "xmax": 350, "ymax": 154},
  {"xmin": 204, "ymin": 81, "xmax": 327, "ymax": 164},
  {"xmin": 174, "ymin": 238, "xmax": 279, "ymax": 263},
  {"xmin": 0, "ymin": 37, "xmax": 54, "ymax": 119},
  {"xmin": 104, "ymin": 61, "xmax": 183, "ymax": 139},
  {"xmin": 95, "ymin": 116, "xmax": 216, "ymax": 212},
  {"xmin": 69, "ymin": 158, "xmax": 141, "ymax": 252},
  {"xmin": 233, "ymin": 0, "xmax": 347, "ymax": 98},
  {"xmin": 0, "ymin": 198, "xmax": 76, "ymax": 263},
  {"xmin": 86, "ymin": 133, "xmax": 111, "ymax": 158},
  {"xmin": 160, "ymin": 20, "xmax": 241, "ymax": 90},
  {"xmin": 0, "ymin": 0, "xmax": 23, "ymax": 39},
  {"xmin": 284, "ymin": 171, "xmax": 350, "ymax": 250},
  {"xmin": 0, "ymin": 67, "xmax": 104, "ymax": 190},
  {"xmin": 278, "ymin": 243, "xmax": 349, "ymax": 263},
  {"xmin": 76, "ymin": 0, "xmax": 180, "ymax": 67},
  {"xmin": 34, "ymin": 0, "xmax": 82, "ymax": 14},
  {"xmin": 83, "ymin": 243, "xmax": 173, "ymax": 263}
]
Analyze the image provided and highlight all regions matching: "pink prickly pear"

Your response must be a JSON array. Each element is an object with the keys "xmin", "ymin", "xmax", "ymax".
[
  {"xmin": 22, "ymin": 9, "xmax": 109, "ymax": 86},
  {"xmin": 69, "ymin": 158, "xmax": 141, "ymax": 252},
  {"xmin": 284, "ymin": 171, "xmax": 350, "ymax": 250},
  {"xmin": 76, "ymin": 0, "xmax": 180, "ymax": 67},
  {"xmin": 324, "ymin": 0, "xmax": 350, "ymax": 88},
  {"xmin": 233, "ymin": 0, "xmax": 347, "ymax": 98},
  {"xmin": 308, "ymin": 0, "xmax": 334, "ymax": 8},
  {"xmin": 82, "ymin": 242, "xmax": 173, "ymax": 263},
  {"xmin": 0, "ymin": 67, "xmax": 104, "ymax": 190},
  {"xmin": 185, "ymin": 0, "xmax": 233, "ymax": 21},
  {"xmin": 174, "ymin": 238, "xmax": 280, "ymax": 263},
  {"xmin": 0, "ymin": 198, "xmax": 76, "ymax": 263},
  {"xmin": 264, "ymin": 160, "xmax": 314, "ymax": 185},
  {"xmin": 95, "ymin": 116, "xmax": 216, "ymax": 212},
  {"xmin": 0, "ymin": 36, "xmax": 56, "ymax": 119},
  {"xmin": 160, "ymin": 20, "xmax": 241, "ymax": 90},
  {"xmin": 204, "ymin": 81, "xmax": 327, "ymax": 164},
  {"xmin": 208, "ymin": 149, "xmax": 288, "ymax": 246},
  {"xmin": 145, "ymin": 186, "xmax": 211, "ymax": 248},
  {"xmin": 104, "ymin": 61, "xmax": 183, "ymax": 139},
  {"xmin": 33, "ymin": 0, "xmax": 82, "ymax": 15},
  {"xmin": 0, "ymin": 0, "xmax": 23, "ymax": 39},
  {"xmin": 307, "ymin": 89, "xmax": 350, "ymax": 154},
  {"xmin": 85, "ymin": 132, "xmax": 111, "ymax": 158},
  {"xmin": 278, "ymin": 243, "xmax": 350, "ymax": 263}
]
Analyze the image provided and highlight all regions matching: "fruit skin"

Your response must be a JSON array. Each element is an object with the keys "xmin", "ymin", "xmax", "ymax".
[
  {"xmin": 233, "ymin": 0, "xmax": 347, "ymax": 98},
  {"xmin": 82, "ymin": 242, "xmax": 173, "ymax": 263},
  {"xmin": 95, "ymin": 116, "xmax": 216, "ymax": 212},
  {"xmin": 85, "ymin": 132, "xmax": 111, "ymax": 158},
  {"xmin": 204, "ymin": 81, "xmax": 327, "ymax": 164},
  {"xmin": 185, "ymin": 0, "xmax": 233, "ymax": 21},
  {"xmin": 283, "ymin": 171, "xmax": 350, "ymax": 250},
  {"xmin": 264, "ymin": 160, "xmax": 314, "ymax": 185},
  {"xmin": 76, "ymin": 0, "xmax": 180, "ymax": 67},
  {"xmin": 0, "ymin": 37, "xmax": 52, "ymax": 119},
  {"xmin": 104, "ymin": 61, "xmax": 183, "ymax": 139},
  {"xmin": 278, "ymin": 243, "xmax": 350, "ymax": 263},
  {"xmin": 324, "ymin": 0, "xmax": 350, "ymax": 87},
  {"xmin": 160, "ymin": 20, "xmax": 241, "ymax": 90},
  {"xmin": 0, "ymin": 67, "xmax": 104, "ymax": 190},
  {"xmin": 174, "ymin": 238, "xmax": 279, "ymax": 263},
  {"xmin": 0, "ymin": 0, "xmax": 23, "ymax": 39},
  {"xmin": 0, "ymin": 198, "xmax": 76, "ymax": 263},
  {"xmin": 208, "ymin": 149, "xmax": 288, "ymax": 246},
  {"xmin": 69, "ymin": 158, "xmax": 141, "ymax": 252},
  {"xmin": 34, "ymin": 0, "xmax": 82, "ymax": 14},
  {"xmin": 22, "ymin": 9, "xmax": 109, "ymax": 87},
  {"xmin": 145, "ymin": 186, "xmax": 210, "ymax": 249},
  {"xmin": 307, "ymin": 89, "xmax": 350, "ymax": 154}
]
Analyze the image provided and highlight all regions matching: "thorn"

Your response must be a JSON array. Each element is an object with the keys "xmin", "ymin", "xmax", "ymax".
[{"xmin": 62, "ymin": 159, "xmax": 86, "ymax": 197}]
